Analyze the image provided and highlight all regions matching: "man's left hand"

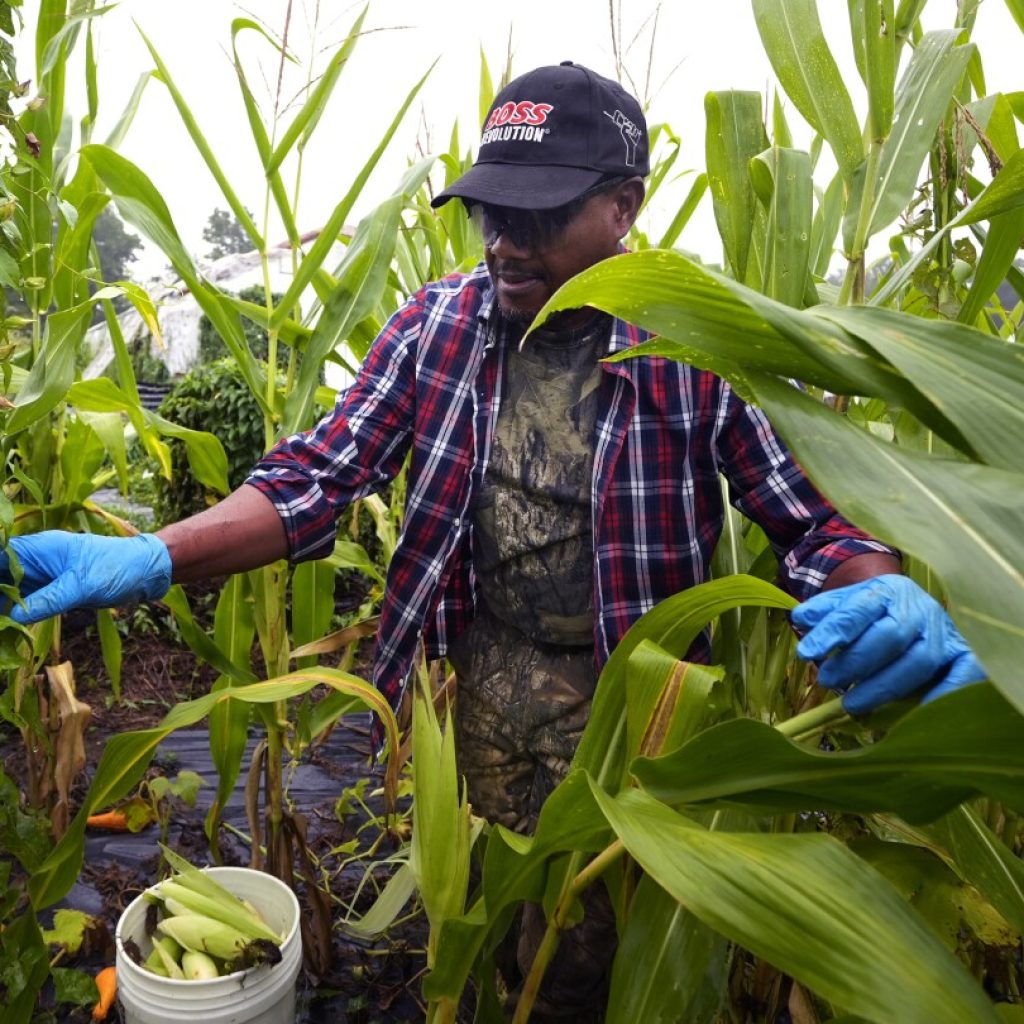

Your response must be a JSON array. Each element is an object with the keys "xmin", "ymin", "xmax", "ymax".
[{"xmin": 791, "ymin": 574, "xmax": 986, "ymax": 714}]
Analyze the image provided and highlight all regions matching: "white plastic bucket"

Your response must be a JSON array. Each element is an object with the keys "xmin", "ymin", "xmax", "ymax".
[{"xmin": 115, "ymin": 866, "xmax": 302, "ymax": 1024}]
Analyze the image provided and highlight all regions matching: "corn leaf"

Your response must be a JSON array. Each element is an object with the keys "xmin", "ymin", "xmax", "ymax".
[
  {"xmin": 78, "ymin": 411, "xmax": 128, "ymax": 492},
  {"xmin": 820, "ymin": 305, "xmax": 1024, "ymax": 474},
  {"xmin": 478, "ymin": 46, "xmax": 495, "ymax": 131},
  {"xmin": 282, "ymin": 194, "xmax": 404, "ymax": 433},
  {"xmin": 59, "ymin": 417, "xmax": 105, "ymax": 506},
  {"xmin": 101, "ymin": 300, "xmax": 140, "ymax": 406},
  {"xmin": 895, "ymin": 0, "xmax": 928, "ymax": 36},
  {"xmin": 137, "ymin": 26, "xmax": 263, "ymax": 251},
  {"xmin": 624, "ymin": 641, "xmax": 720, "ymax": 761},
  {"xmin": 752, "ymin": 0, "xmax": 863, "ymax": 183},
  {"xmin": 924, "ymin": 804, "xmax": 1024, "ymax": 937},
  {"xmin": 749, "ymin": 146, "xmax": 813, "ymax": 308},
  {"xmin": 161, "ymin": 584, "xmax": 257, "ymax": 685},
  {"xmin": 973, "ymin": 94, "xmax": 1020, "ymax": 163},
  {"xmin": 290, "ymin": 560, "xmax": 335, "ymax": 668},
  {"xmin": 204, "ymin": 573, "xmax": 256, "ymax": 852},
  {"xmin": 645, "ymin": 125, "xmax": 682, "ymax": 210},
  {"xmin": 70, "ymin": 375, "xmax": 172, "ymax": 480},
  {"xmin": 958, "ymin": 146, "xmax": 1024, "ymax": 224},
  {"xmin": 423, "ymin": 899, "xmax": 506, "ymax": 1005},
  {"xmin": 425, "ymin": 770, "xmax": 611, "ymax": 1002},
  {"xmin": 606, "ymin": 872, "xmax": 729, "ymax": 1024},
  {"xmin": 51, "ymin": 190, "xmax": 108, "ymax": 310},
  {"xmin": 223, "ymin": 293, "xmax": 312, "ymax": 351},
  {"xmin": 266, "ymin": 5, "xmax": 367, "ymax": 174},
  {"xmin": 809, "ymin": 169, "xmax": 845, "ymax": 277},
  {"xmin": 7, "ymin": 303, "xmax": 90, "ymax": 435},
  {"xmin": 143, "ymin": 410, "xmax": 229, "ymax": 495},
  {"xmin": 575, "ymin": 575, "xmax": 795, "ymax": 793},
  {"xmin": 770, "ymin": 91, "xmax": 792, "ymax": 147},
  {"xmin": 745, "ymin": 371, "xmax": 1024, "ymax": 716},
  {"xmin": 704, "ymin": 91, "xmax": 766, "ymax": 281},
  {"xmin": 39, "ymin": 4, "xmax": 116, "ymax": 80},
  {"xmin": 343, "ymin": 862, "xmax": 417, "ymax": 939},
  {"xmin": 1003, "ymin": 0, "xmax": 1024, "ymax": 33},
  {"xmin": 656, "ymin": 171, "xmax": 707, "ymax": 250},
  {"xmin": 534, "ymin": 251, "xmax": 965, "ymax": 447},
  {"xmin": 324, "ymin": 539, "xmax": 385, "ymax": 584},
  {"xmin": 966, "ymin": 42, "xmax": 987, "ymax": 99},
  {"xmin": 104, "ymin": 70, "xmax": 152, "ymax": 149},
  {"xmin": 268, "ymin": 66, "xmax": 433, "ymax": 333},
  {"xmin": 96, "ymin": 608, "xmax": 122, "ymax": 701},
  {"xmin": 593, "ymin": 785, "xmax": 998, "ymax": 1024},
  {"xmin": 845, "ymin": 31, "xmax": 973, "ymax": 249},
  {"xmin": 849, "ymin": 0, "xmax": 896, "ymax": 138},
  {"xmin": 231, "ymin": 19, "xmax": 300, "ymax": 245},
  {"xmin": 81, "ymin": 145, "xmax": 270, "ymax": 413},
  {"xmin": 634, "ymin": 683, "xmax": 1024, "ymax": 822},
  {"xmin": 80, "ymin": 143, "xmax": 193, "ymax": 272}
]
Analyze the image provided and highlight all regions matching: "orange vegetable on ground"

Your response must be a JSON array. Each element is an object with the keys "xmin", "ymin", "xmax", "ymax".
[
  {"xmin": 92, "ymin": 965, "xmax": 117, "ymax": 1021},
  {"xmin": 85, "ymin": 810, "xmax": 129, "ymax": 832}
]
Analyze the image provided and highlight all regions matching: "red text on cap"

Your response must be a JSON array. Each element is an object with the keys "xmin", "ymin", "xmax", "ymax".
[{"xmin": 484, "ymin": 101, "xmax": 554, "ymax": 131}]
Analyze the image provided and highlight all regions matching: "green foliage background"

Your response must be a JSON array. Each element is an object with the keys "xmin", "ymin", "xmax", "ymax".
[{"xmin": 150, "ymin": 357, "xmax": 265, "ymax": 523}]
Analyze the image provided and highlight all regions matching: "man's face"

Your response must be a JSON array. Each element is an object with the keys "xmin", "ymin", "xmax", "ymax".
[{"xmin": 477, "ymin": 179, "xmax": 643, "ymax": 324}]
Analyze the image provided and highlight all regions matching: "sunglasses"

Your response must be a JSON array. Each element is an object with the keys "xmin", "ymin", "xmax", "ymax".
[{"xmin": 468, "ymin": 177, "xmax": 626, "ymax": 252}]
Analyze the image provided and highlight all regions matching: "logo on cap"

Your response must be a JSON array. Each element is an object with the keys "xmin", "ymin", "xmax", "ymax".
[
  {"xmin": 484, "ymin": 100, "xmax": 555, "ymax": 130},
  {"xmin": 481, "ymin": 100, "xmax": 554, "ymax": 147},
  {"xmin": 603, "ymin": 109, "xmax": 641, "ymax": 166}
]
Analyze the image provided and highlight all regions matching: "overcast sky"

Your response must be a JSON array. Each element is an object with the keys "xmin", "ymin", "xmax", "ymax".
[{"xmin": 18, "ymin": 0, "xmax": 1023, "ymax": 275}]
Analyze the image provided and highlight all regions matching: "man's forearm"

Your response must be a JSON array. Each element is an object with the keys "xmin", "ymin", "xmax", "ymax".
[
  {"xmin": 822, "ymin": 551, "xmax": 902, "ymax": 592},
  {"xmin": 156, "ymin": 484, "xmax": 289, "ymax": 582}
]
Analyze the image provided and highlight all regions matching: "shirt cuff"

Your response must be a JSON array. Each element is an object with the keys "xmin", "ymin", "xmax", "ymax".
[{"xmin": 244, "ymin": 463, "xmax": 338, "ymax": 563}]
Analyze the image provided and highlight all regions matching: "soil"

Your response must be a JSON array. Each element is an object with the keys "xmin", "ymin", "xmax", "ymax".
[{"xmin": 2, "ymin": 581, "xmax": 440, "ymax": 1024}]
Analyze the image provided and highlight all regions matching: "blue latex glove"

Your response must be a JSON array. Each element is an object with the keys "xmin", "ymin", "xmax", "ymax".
[
  {"xmin": 791, "ymin": 574, "xmax": 985, "ymax": 714},
  {"xmin": 0, "ymin": 531, "xmax": 172, "ymax": 625}
]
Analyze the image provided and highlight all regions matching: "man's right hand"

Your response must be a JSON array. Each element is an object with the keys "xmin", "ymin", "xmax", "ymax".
[{"xmin": 0, "ymin": 532, "xmax": 173, "ymax": 624}]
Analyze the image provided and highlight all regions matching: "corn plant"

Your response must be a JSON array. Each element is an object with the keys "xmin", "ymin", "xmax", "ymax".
[
  {"xmin": 29, "ymin": 2, "xmax": 437, "ymax": 972},
  {"xmin": 342, "ymin": 2, "xmax": 1024, "ymax": 1019},
  {"xmin": 0, "ymin": 0, "xmax": 230, "ymax": 779},
  {"xmin": 0, "ymin": 2, "xmax": 226, "ymax": 1015},
  {"xmin": 0, "ymin": 0, "xmax": 407, "ymax": 997}
]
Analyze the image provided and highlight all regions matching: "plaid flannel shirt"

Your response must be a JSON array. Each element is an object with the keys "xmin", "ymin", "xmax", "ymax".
[{"xmin": 247, "ymin": 263, "xmax": 895, "ymax": 716}]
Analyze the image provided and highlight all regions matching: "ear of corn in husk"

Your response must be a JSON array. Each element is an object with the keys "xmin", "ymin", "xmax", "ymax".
[
  {"xmin": 156, "ymin": 911, "xmax": 251, "ymax": 961},
  {"xmin": 181, "ymin": 950, "xmax": 220, "ymax": 980},
  {"xmin": 152, "ymin": 880, "xmax": 280, "ymax": 942},
  {"xmin": 149, "ymin": 935, "xmax": 186, "ymax": 980}
]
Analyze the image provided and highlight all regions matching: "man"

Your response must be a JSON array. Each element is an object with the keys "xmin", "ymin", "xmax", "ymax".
[{"xmin": 2, "ymin": 62, "xmax": 983, "ymax": 1018}]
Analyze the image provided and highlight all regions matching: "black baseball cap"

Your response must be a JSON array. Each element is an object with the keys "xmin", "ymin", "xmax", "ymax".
[{"xmin": 431, "ymin": 61, "xmax": 649, "ymax": 211}]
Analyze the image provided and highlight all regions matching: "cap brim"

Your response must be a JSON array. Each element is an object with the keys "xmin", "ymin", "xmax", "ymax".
[{"xmin": 431, "ymin": 162, "xmax": 605, "ymax": 210}]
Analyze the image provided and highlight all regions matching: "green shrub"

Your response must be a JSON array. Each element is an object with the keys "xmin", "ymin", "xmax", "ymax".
[{"xmin": 150, "ymin": 358, "xmax": 267, "ymax": 525}]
